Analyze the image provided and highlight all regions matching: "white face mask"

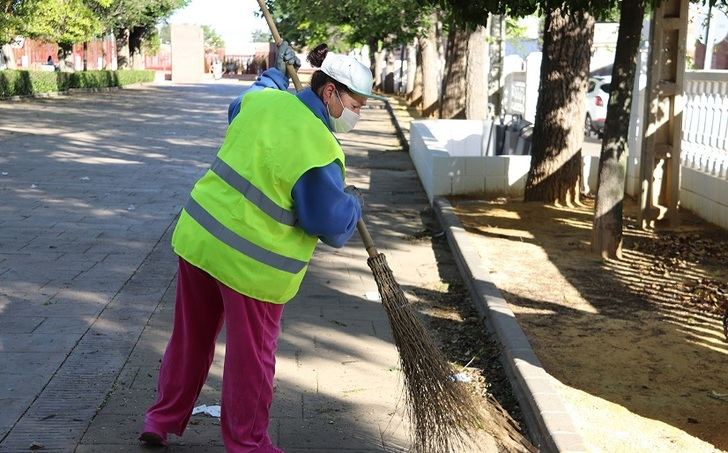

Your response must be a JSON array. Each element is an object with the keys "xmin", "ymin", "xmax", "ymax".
[{"xmin": 327, "ymin": 89, "xmax": 360, "ymax": 133}]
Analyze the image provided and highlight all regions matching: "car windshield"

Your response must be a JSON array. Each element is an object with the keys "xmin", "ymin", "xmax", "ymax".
[{"xmin": 600, "ymin": 83, "xmax": 611, "ymax": 94}]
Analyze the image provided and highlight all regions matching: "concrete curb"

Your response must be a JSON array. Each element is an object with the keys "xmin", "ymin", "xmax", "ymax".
[
  {"xmin": 433, "ymin": 197, "xmax": 586, "ymax": 453},
  {"xmin": 382, "ymin": 98, "xmax": 410, "ymax": 152}
]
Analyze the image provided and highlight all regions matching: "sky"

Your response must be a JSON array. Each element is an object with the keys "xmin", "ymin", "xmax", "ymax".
[{"xmin": 168, "ymin": 0, "xmax": 268, "ymax": 49}]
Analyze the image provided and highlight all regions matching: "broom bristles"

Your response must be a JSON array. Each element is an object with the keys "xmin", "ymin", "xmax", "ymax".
[{"xmin": 367, "ymin": 253, "xmax": 534, "ymax": 453}]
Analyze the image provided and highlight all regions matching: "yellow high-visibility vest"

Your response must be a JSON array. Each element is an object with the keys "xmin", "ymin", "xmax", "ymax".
[{"xmin": 172, "ymin": 89, "xmax": 345, "ymax": 303}]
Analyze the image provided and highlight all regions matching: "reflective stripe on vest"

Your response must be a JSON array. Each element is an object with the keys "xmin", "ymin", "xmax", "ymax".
[
  {"xmin": 184, "ymin": 197, "xmax": 307, "ymax": 274},
  {"xmin": 210, "ymin": 157, "xmax": 297, "ymax": 226}
]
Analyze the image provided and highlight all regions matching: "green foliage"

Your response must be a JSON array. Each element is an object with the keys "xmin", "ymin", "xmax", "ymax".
[
  {"xmin": 143, "ymin": 31, "xmax": 161, "ymax": 55},
  {"xmin": 3, "ymin": 0, "xmax": 187, "ymax": 53},
  {"xmin": 202, "ymin": 25, "xmax": 225, "ymax": 49},
  {"xmin": 0, "ymin": 69, "xmax": 154, "ymax": 97},
  {"xmin": 266, "ymin": 0, "xmax": 431, "ymax": 51},
  {"xmin": 251, "ymin": 29, "xmax": 272, "ymax": 42},
  {"xmin": 92, "ymin": 0, "xmax": 189, "ymax": 55},
  {"xmin": 113, "ymin": 69, "xmax": 155, "ymax": 85},
  {"xmin": 1, "ymin": 0, "xmax": 23, "ymax": 44},
  {"xmin": 11, "ymin": 0, "xmax": 112, "ymax": 46},
  {"xmin": 505, "ymin": 17, "xmax": 528, "ymax": 39},
  {"xmin": 97, "ymin": 0, "xmax": 189, "ymax": 33},
  {"xmin": 158, "ymin": 23, "xmax": 171, "ymax": 44}
]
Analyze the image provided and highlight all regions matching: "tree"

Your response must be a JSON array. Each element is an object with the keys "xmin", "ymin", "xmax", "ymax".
[
  {"xmin": 266, "ymin": 0, "xmax": 432, "ymax": 71},
  {"xmin": 158, "ymin": 23, "xmax": 171, "ymax": 44},
  {"xmin": 591, "ymin": 0, "xmax": 646, "ymax": 258},
  {"xmin": 432, "ymin": 0, "xmax": 616, "ymax": 204},
  {"xmin": 419, "ymin": 10, "xmax": 441, "ymax": 116},
  {"xmin": 524, "ymin": 6, "xmax": 595, "ymax": 205},
  {"xmin": 439, "ymin": 21, "xmax": 470, "ymax": 118},
  {"xmin": 1, "ymin": 1, "xmax": 22, "ymax": 44},
  {"xmin": 12, "ymin": 0, "xmax": 114, "ymax": 68},
  {"xmin": 251, "ymin": 29, "xmax": 272, "ymax": 42},
  {"xmin": 438, "ymin": 12, "xmax": 488, "ymax": 120},
  {"xmin": 203, "ymin": 25, "xmax": 225, "ymax": 49},
  {"xmin": 465, "ymin": 25, "xmax": 488, "ymax": 119},
  {"xmin": 95, "ymin": 0, "xmax": 189, "ymax": 68}
]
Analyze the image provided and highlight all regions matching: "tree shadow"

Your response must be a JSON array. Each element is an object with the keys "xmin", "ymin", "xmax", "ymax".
[{"xmin": 450, "ymin": 197, "xmax": 728, "ymax": 449}]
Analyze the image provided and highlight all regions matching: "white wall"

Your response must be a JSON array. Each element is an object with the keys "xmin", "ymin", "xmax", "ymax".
[{"xmin": 410, "ymin": 120, "xmax": 599, "ymax": 202}]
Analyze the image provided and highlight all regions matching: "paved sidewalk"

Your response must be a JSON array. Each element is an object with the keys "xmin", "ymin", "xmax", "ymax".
[
  {"xmin": 0, "ymin": 84, "xmax": 478, "ymax": 452},
  {"xmin": 0, "ymin": 82, "xmax": 238, "ymax": 451}
]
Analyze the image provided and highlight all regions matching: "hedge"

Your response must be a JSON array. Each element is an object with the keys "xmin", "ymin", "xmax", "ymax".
[{"xmin": 0, "ymin": 70, "xmax": 155, "ymax": 98}]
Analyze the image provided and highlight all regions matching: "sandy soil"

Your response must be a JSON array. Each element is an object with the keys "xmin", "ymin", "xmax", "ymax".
[{"xmin": 450, "ymin": 197, "xmax": 727, "ymax": 453}]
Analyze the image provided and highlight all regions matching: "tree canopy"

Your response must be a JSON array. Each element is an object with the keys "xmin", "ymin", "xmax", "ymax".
[
  {"xmin": 2, "ymin": 0, "xmax": 111, "ymax": 45},
  {"xmin": 203, "ymin": 25, "xmax": 225, "ymax": 49},
  {"xmin": 1, "ymin": 0, "xmax": 188, "ymax": 47},
  {"xmin": 265, "ymin": 0, "xmax": 432, "ymax": 52}
]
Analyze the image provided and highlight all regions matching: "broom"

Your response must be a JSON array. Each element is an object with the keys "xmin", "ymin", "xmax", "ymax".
[{"xmin": 256, "ymin": 3, "xmax": 535, "ymax": 451}]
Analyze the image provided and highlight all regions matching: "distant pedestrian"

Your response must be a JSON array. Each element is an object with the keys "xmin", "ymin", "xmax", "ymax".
[
  {"xmin": 139, "ymin": 42, "xmax": 381, "ymax": 452},
  {"xmin": 46, "ymin": 55, "xmax": 53, "ymax": 65}
]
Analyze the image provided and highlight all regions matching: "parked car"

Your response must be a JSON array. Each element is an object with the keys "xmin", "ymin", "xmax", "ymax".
[{"xmin": 584, "ymin": 76, "xmax": 611, "ymax": 137}]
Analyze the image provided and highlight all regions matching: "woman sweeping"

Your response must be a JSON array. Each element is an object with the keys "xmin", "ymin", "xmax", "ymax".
[{"xmin": 139, "ymin": 43, "xmax": 381, "ymax": 452}]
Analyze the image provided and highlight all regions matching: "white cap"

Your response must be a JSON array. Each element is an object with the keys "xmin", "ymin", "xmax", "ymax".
[{"xmin": 320, "ymin": 53, "xmax": 386, "ymax": 100}]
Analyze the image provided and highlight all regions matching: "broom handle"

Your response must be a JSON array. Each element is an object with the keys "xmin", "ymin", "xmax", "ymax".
[
  {"xmin": 357, "ymin": 218, "xmax": 379, "ymax": 258},
  {"xmin": 255, "ymin": 0, "xmax": 303, "ymax": 91},
  {"xmin": 256, "ymin": 0, "xmax": 379, "ymax": 259}
]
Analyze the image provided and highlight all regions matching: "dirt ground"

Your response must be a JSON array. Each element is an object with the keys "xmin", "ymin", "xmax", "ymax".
[{"xmin": 450, "ymin": 196, "xmax": 727, "ymax": 453}]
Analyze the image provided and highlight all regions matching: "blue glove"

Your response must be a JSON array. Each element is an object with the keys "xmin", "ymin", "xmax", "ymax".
[
  {"xmin": 276, "ymin": 41, "xmax": 301, "ymax": 75},
  {"xmin": 344, "ymin": 185, "xmax": 363, "ymax": 211}
]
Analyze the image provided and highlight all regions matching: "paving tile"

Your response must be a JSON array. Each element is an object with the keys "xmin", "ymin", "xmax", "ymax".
[
  {"xmin": 0, "ymin": 86, "xmax": 497, "ymax": 452},
  {"xmin": 0, "ymin": 333, "xmax": 81, "ymax": 352},
  {"xmin": 0, "ymin": 352, "xmax": 66, "ymax": 376},
  {"xmin": 0, "ymin": 317, "xmax": 45, "ymax": 334},
  {"xmin": 277, "ymin": 417, "xmax": 385, "ymax": 451}
]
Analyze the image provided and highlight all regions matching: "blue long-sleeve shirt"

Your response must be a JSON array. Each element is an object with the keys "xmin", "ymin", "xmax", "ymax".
[{"xmin": 227, "ymin": 68, "xmax": 361, "ymax": 248}]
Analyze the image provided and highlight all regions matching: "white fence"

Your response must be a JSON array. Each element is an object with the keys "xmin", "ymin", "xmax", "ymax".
[
  {"xmin": 625, "ymin": 69, "xmax": 728, "ymax": 229},
  {"xmin": 681, "ymin": 71, "xmax": 728, "ymax": 177},
  {"xmin": 677, "ymin": 71, "xmax": 728, "ymax": 229}
]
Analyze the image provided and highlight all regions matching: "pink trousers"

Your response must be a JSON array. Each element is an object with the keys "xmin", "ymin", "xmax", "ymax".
[{"xmin": 144, "ymin": 258, "xmax": 285, "ymax": 452}]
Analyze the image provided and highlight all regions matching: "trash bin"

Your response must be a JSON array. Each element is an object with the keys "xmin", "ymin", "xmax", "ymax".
[
  {"xmin": 514, "ymin": 125, "xmax": 533, "ymax": 155},
  {"xmin": 495, "ymin": 116, "xmax": 507, "ymax": 156},
  {"xmin": 497, "ymin": 115, "xmax": 532, "ymax": 155}
]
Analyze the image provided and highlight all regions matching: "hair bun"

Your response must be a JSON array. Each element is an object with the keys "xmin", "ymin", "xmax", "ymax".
[{"xmin": 307, "ymin": 43, "xmax": 329, "ymax": 68}]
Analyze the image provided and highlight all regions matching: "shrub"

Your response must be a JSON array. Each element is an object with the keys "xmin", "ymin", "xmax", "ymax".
[
  {"xmin": 115, "ymin": 70, "xmax": 155, "ymax": 86},
  {"xmin": 0, "ymin": 69, "xmax": 155, "ymax": 98}
]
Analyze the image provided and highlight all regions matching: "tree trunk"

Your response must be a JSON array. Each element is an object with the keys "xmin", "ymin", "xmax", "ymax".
[
  {"xmin": 592, "ymin": 0, "xmax": 647, "ymax": 259},
  {"xmin": 440, "ymin": 21, "xmax": 470, "ymax": 119},
  {"xmin": 524, "ymin": 6, "xmax": 595, "ymax": 205},
  {"xmin": 398, "ymin": 45, "xmax": 405, "ymax": 93},
  {"xmin": 410, "ymin": 42, "xmax": 424, "ymax": 107},
  {"xmin": 367, "ymin": 38, "xmax": 376, "ymax": 75},
  {"xmin": 420, "ymin": 12, "xmax": 440, "ymax": 117},
  {"xmin": 83, "ymin": 42, "xmax": 88, "ymax": 71},
  {"xmin": 102, "ymin": 34, "xmax": 107, "ymax": 70},
  {"xmin": 466, "ymin": 25, "xmax": 488, "ymax": 120},
  {"xmin": 405, "ymin": 38, "xmax": 418, "ymax": 99},
  {"xmin": 1, "ymin": 44, "xmax": 17, "ymax": 69},
  {"xmin": 117, "ymin": 28, "xmax": 130, "ymax": 69},
  {"xmin": 488, "ymin": 15, "xmax": 505, "ymax": 116},
  {"xmin": 374, "ymin": 49, "xmax": 387, "ymax": 91},
  {"xmin": 129, "ymin": 27, "xmax": 145, "ymax": 70},
  {"xmin": 59, "ymin": 43, "xmax": 74, "ymax": 72}
]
